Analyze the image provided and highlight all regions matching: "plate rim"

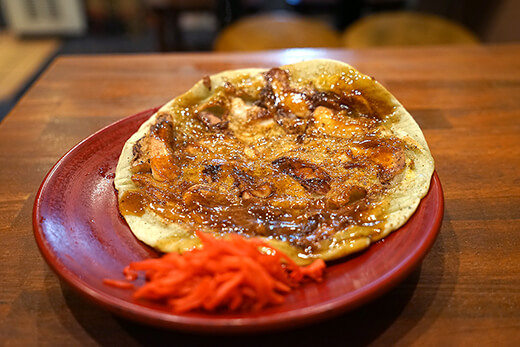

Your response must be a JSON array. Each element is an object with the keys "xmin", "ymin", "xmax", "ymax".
[{"xmin": 33, "ymin": 108, "xmax": 444, "ymax": 334}]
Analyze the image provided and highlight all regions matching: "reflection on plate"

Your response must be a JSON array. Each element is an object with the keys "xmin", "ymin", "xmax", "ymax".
[{"xmin": 33, "ymin": 107, "xmax": 443, "ymax": 334}]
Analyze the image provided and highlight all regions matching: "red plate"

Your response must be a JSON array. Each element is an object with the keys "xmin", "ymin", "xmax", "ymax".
[{"xmin": 33, "ymin": 107, "xmax": 444, "ymax": 334}]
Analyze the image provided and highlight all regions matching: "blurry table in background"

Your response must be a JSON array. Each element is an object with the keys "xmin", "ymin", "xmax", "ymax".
[
  {"xmin": 0, "ymin": 31, "xmax": 60, "ymax": 120},
  {"xmin": 0, "ymin": 32, "xmax": 60, "ymax": 101},
  {"xmin": 1, "ymin": 44, "xmax": 519, "ymax": 345}
]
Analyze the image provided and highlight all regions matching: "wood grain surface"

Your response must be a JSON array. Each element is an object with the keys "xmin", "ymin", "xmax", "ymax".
[
  {"xmin": 0, "ymin": 32, "xmax": 60, "ymax": 101},
  {"xmin": 1, "ymin": 44, "xmax": 519, "ymax": 345}
]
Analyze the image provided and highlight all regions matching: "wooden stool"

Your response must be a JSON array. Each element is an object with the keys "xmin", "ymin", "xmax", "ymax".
[
  {"xmin": 342, "ymin": 11, "xmax": 479, "ymax": 48},
  {"xmin": 214, "ymin": 12, "xmax": 340, "ymax": 51}
]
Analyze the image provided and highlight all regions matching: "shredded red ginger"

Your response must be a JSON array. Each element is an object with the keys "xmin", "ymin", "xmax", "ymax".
[{"xmin": 104, "ymin": 231, "xmax": 326, "ymax": 313}]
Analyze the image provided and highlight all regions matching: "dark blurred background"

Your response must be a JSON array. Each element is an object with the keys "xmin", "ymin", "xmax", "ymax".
[{"xmin": 1, "ymin": 0, "xmax": 519, "ymax": 119}]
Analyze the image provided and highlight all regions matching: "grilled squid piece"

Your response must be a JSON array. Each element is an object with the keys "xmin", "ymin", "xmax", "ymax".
[
  {"xmin": 258, "ymin": 68, "xmax": 313, "ymax": 133},
  {"xmin": 311, "ymin": 106, "xmax": 366, "ymax": 138},
  {"xmin": 241, "ymin": 183, "xmax": 274, "ymax": 201},
  {"xmin": 272, "ymin": 157, "xmax": 331, "ymax": 195},
  {"xmin": 310, "ymin": 91, "xmax": 373, "ymax": 117},
  {"xmin": 196, "ymin": 93, "xmax": 230, "ymax": 131},
  {"xmin": 182, "ymin": 184, "xmax": 228, "ymax": 208},
  {"xmin": 350, "ymin": 139, "xmax": 406, "ymax": 182},
  {"xmin": 327, "ymin": 185, "xmax": 367, "ymax": 209},
  {"xmin": 148, "ymin": 115, "xmax": 180, "ymax": 182}
]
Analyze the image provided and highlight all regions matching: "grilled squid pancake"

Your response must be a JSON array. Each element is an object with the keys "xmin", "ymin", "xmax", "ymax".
[{"xmin": 114, "ymin": 59, "xmax": 434, "ymax": 264}]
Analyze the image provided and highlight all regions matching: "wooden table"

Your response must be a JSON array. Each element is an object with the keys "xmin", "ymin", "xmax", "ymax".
[
  {"xmin": 0, "ymin": 32, "xmax": 60, "ymax": 101},
  {"xmin": 1, "ymin": 44, "xmax": 519, "ymax": 345}
]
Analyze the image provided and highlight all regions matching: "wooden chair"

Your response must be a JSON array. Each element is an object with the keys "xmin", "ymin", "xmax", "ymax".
[
  {"xmin": 143, "ymin": 0, "xmax": 215, "ymax": 51},
  {"xmin": 214, "ymin": 12, "xmax": 340, "ymax": 51},
  {"xmin": 342, "ymin": 11, "xmax": 479, "ymax": 48}
]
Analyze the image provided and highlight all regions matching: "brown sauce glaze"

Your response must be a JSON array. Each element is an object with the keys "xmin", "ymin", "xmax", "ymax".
[{"xmin": 119, "ymin": 67, "xmax": 406, "ymax": 254}]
